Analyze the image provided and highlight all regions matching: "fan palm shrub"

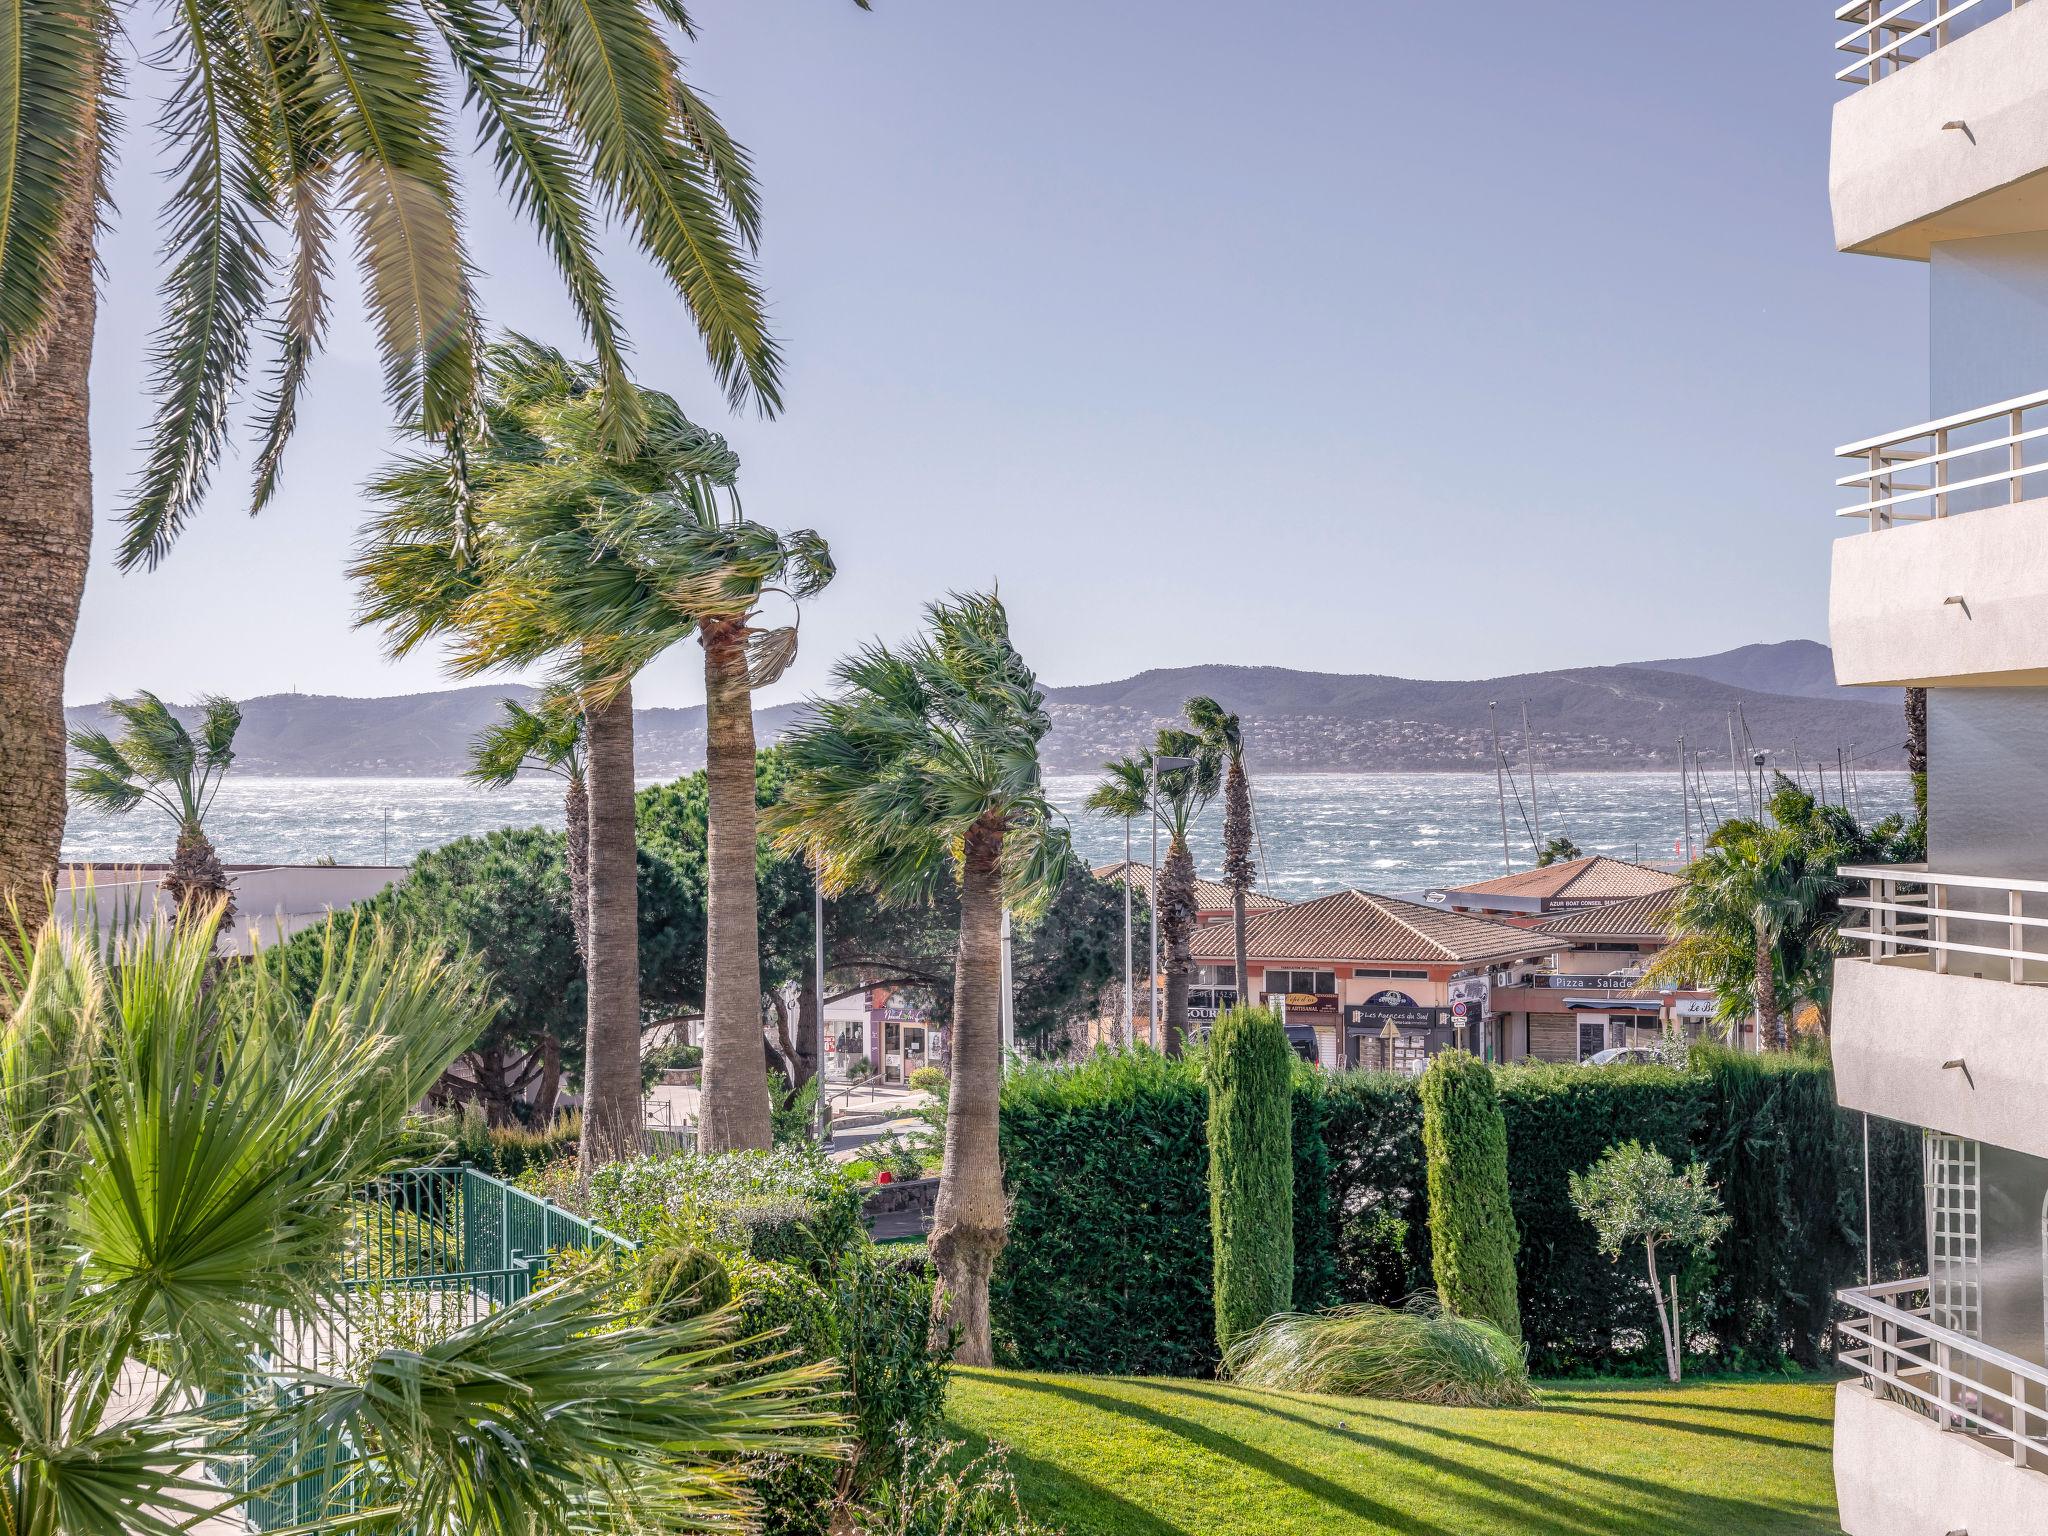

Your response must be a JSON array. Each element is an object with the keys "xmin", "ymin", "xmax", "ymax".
[
  {"xmin": 67, "ymin": 691, "xmax": 241, "ymax": 922},
  {"xmin": 0, "ymin": 0, "xmax": 824, "ymax": 937},
  {"xmin": 1224, "ymin": 1297, "xmax": 1534, "ymax": 1408},
  {"xmin": 1087, "ymin": 730, "xmax": 1219, "ymax": 1052},
  {"xmin": 767, "ymin": 592, "xmax": 1071, "ymax": 1367},
  {"xmin": 355, "ymin": 335, "xmax": 834, "ymax": 1165},
  {"xmin": 0, "ymin": 905, "xmax": 832, "ymax": 1535}
]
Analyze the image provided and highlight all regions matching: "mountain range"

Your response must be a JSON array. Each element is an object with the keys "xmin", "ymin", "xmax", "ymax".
[{"xmin": 64, "ymin": 640, "xmax": 1907, "ymax": 776}]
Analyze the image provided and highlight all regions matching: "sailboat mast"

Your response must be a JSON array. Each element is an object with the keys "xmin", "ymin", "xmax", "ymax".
[
  {"xmin": 1490, "ymin": 703, "xmax": 1511, "ymax": 872},
  {"xmin": 1522, "ymin": 700, "xmax": 1542, "ymax": 848}
]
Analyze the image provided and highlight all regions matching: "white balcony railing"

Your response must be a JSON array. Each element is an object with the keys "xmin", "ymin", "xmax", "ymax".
[
  {"xmin": 1839, "ymin": 1277, "xmax": 2048, "ymax": 1466},
  {"xmin": 1835, "ymin": 0, "xmax": 2027, "ymax": 87},
  {"xmin": 1838, "ymin": 388, "xmax": 2048, "ymax": 530},
  {"xmin": 1839, "ymin": 863, "xmax": 2048, "ymax": 980}
]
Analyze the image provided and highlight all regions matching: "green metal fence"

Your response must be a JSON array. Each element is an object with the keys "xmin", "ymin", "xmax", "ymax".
[{"xmin": 212, "ymin": 1165, "xmax": 635, "ymax": 1531}]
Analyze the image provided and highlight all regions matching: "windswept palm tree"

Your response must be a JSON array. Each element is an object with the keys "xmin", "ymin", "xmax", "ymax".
[
  {"xmin": 1088, "ymin": 729, "xmax": 1219, "ymax": 1054},
  {"xmin": 0, "ymin": 0, "xmax": 853, "ymax": 939},
  {"xmin": 767, "ymin": 592, "xmax": 1070, "ymax": 1367},
  {"xmin": 355, "ymin": 336, "xmax": 833, "ymax": 1165},
  {"xmin": 470, "ymin": 693, "xmax": 589, "ymax": 957},
  {"xmin": 67, "ymin": 692, "xmax": 241, "ymax": 923},
  {"xmin": 1187, "ymin": 696, "xmax": 1255, "ymax": 997},
  {"xmin": 0, "ymin": 906, "xmax": 833, "ymax": 1536}
]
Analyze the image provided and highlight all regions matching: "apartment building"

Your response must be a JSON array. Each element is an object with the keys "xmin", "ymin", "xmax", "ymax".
[{"xmin": 1828, "ymin": 4, "xmax": 2048, "ymax": 1529}]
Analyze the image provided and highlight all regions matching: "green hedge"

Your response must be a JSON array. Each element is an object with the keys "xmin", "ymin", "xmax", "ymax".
[{"xmin": 993, "ymin": 1049, "xmax": 1923, "ymax": 1378}]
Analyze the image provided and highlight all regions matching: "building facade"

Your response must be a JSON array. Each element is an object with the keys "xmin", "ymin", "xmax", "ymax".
[{"xmin": 1828, "ymin": 5, "xmax": 2048, "ymax": 1529}]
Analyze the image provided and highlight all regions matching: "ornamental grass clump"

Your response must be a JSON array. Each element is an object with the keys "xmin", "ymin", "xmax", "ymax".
[{"xmin": 1223, "ymin": 1298, "xmax": 1536, "ymax": 1408}]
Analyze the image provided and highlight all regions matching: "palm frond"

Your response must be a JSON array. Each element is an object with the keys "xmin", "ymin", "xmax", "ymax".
[
  {"xmin": 302, "ymin": 0, "xmax": 477, "ymax": 434},
  {"xmin": 117, "ymin": 4, "xmax": 275, "ymax": 571},
  {"xmin": 0, "ymin": 0, "xmax": 102, "ymax": 398}
]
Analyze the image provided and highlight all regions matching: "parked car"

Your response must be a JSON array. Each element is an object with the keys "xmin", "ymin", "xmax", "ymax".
[{"xmin": 1583, "ymin": 1046, "xmax": 1658, "ymax": 1067}]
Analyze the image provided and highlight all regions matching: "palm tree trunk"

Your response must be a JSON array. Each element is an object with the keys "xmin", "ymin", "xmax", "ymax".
[
  {"xmin": 564, "ymin": 773, "xmax": 590, "ymax": 961},
  {"xmin": 1222, "ymin": 758, "xmax": 1255, "ymax": 995},
  {"xmin": 579, "ymin": 681, "xmax": 642, "ymax": 1171},
  {"xmin": 1161, "ymin": 836, "xmax": 1198, "ymax": 1055},
  {"xmin": 1754, "ymin": 919, "xmax": 1786, "ymax": 1052},
  {"xmin": 0, "ymin": 195, "xmax": 98, "ymax": 942},
  {"xmin": 931, "ymin": 815, "xmax": 1009, "ymax": 1365},
  {"xmin": 165, "ymin": 822, "xmax": 235, "ymax": 928},
  {"xmin": 698, "ymin": 621, "xmax": 774, "ymax": 1153}
]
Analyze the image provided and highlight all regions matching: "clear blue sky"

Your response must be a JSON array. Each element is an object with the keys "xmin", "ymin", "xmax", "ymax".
[{"xmin": 66, "ymin": 0, "xmax": 1928, "ymax": 710}]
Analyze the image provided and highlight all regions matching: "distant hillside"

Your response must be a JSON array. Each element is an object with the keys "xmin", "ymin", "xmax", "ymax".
[
  {"xmin": 65, "ymin": 642, "xmax": 1909, "ymax": 776},
  {"xmin": 1637, "ymin": 639, "xmax": 1879, "ymax": 704},
  {"xmin": 1037, "ymin": 652, "xmax": 1904, "ymax": 773}
]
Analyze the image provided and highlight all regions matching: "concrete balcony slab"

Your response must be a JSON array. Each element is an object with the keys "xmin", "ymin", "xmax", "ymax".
[
  {"xmin": 1833, "ymin": 955, "xmax": 2048, "ymax": 1160},
  {"xmin": 1833, "ymin": 0, "xmax": 2048, "ymax": 258},
  {"xmin": 1831, "ymin": 497, "xmax": 2048, "ymax": 686},
  {"xmin": 1837, "ymin": 1381, "xmax": 2048, "ymax": 1536}
]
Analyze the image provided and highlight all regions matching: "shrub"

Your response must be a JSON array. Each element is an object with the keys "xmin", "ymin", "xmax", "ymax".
[
  {"xmin": 1570, "ymin": 1141, "xmax": 1730, "ymax": 1382},
  {"xmin": 638, "ymin": 1243, "xmax": 731, "ymax": 1326},
  {"xmin": 909, "ymin": 1065, "xmax": 949, "ymax": 1095},
  {"xmin": 567, "ymin": 1144, "xmax": 866, "ymax": 1256},
  {"xmin": 1420, "ymin": 1051, "xmax": 1521, "ymax": 1342},
  {"xmin": 435, "ymin": 1103, "xmax": 583, "ymax": 1181},
  {"xmin": 1223, "ymin": 1297, "xmax": 1535, "ymax": 1408},
  {"xmin": 771, "ymin": 1073, "xmax": 825, "ymax": 1146},
  {"xmin": 732, "ymin": 1199, "xmax": 860, "ymax": 1278},
  {"xmin": 731, "ymin": 1244, "xmax": 953, "ymax": 1526},
  {"xmin": 1206, "ymin": 1006, "xmax": 1295, "ymax": 1354}
]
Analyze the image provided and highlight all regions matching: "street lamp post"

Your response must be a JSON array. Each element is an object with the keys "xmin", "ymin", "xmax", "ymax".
[
  {"xmin": 1122, "ymin": 814, "xmax": 1134, "ymax": 1050},
  {"xmin": 1148, "ymin": 754, "xmax": 1198, "ymax": 1052}
]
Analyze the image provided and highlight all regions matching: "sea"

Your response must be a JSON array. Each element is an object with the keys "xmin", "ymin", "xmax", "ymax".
[{"xmin": 60, "ymin": 770, "xmax": 1916, "ymax": 900}]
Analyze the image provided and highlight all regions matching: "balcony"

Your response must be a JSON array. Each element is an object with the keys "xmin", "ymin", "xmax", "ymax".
[
  {"xmin": 1829, "ymin": 396, "xmax": 2048, "ymax": 686},
  {"xmin": 1836, "ymin": 1, "xmax": 2023, "ymax": 89},
  {"xmin": 1831, "ymin": 0, "xmax": 2048, "ymax": 257},
  {"xmin": 1835, "ymin": 866, "xmax": 2048, "ymax": 1158},
  {"xmin": 1835, "ymin": 1277, "xmax": 2048, "ymax": 1533}
]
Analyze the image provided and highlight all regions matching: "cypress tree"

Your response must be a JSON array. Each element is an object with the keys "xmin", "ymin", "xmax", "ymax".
[
  {"xmin": 1207, "ymin": 1005, "xmax": 1294, "ymax": 1354},
  {"xmin": 1420, "ymin": 1049, "xmax": 1522, "ymax": 1342}
]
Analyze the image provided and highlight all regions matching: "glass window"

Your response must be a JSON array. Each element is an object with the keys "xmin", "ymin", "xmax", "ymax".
[{"xmin": 1314, "ymin": 972, "xmax": 1336, "ymax": 994}]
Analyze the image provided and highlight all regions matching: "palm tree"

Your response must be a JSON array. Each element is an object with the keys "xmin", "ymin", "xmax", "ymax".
[
  {"xmin": 0, "ymin": 0, "xmax": 831, "ymax": 939},
  {"xmin": 470, "ymin": 694, "xmax": 588, "ymax": 959},
  {"xmin": 1906, "ymin": 686, "xmax": 1928, "ymax": 824},
  {"xmin": 767, "ymin": 592, "xmax": 1071, "ymax": 1367},
  {"xmin": 67, "ymin": 692, "xmax": 241, "ymax": 923},
  {"xmin": 1088, "ymin": 729, "xmax": 1219, "ymax": 1054},
  {"xmin": 1648, "ymin": 773, "xmax": 1920, "ymax": 1045},
  {"xmin": 0, "ymin": 905, "xmax": 831, "ymax": 1536},
  {"xmin": 354, "ymin": 336, "xmax": 833, "ymax": 1165},
  {"xmin": 1187, "ymin": 696, "xmax": 1255, "ymax": 999}
]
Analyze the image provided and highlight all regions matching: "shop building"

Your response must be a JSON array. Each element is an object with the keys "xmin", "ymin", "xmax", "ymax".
[{"xmin": 1185, "ymin": 887, "xmax": 1564, "ymax": 1072}]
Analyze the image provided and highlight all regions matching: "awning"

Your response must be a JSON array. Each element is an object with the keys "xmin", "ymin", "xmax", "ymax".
[{"xmin": 1561, "ymin": 996, "xmax": 1665, "ymax": 1014}]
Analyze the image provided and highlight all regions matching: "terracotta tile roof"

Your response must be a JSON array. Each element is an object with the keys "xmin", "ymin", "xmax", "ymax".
[
  {"xmin": 1091, "ymin": 860, "xmax": 1286, "ymax": 915},
  {"xmin": 1536, "ymin": 887, "xmax": 1681, "ymax": 940},
  {"xmin": 1442, "ymin": 855, "xmax": 1681, "ymax": 904},
  {"xmin": 1188, "ymin": 888, "xmax": 1564, "ymax": 966}
]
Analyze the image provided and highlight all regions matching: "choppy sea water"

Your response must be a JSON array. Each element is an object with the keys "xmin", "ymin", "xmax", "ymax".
[{"xmin": 61, "ymin": 770, "xmax": 1914, "ymax": 900}]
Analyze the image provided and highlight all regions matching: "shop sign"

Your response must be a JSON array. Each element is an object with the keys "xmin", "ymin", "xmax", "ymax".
[
  {"xmin": 1674, "ymin": 997, "xmax": 1718, "ymax": 1020},
  {"xmin": 1345, "ymin": 1003, "xmax": 1445, "ymax": 1031},
  {"xmin": 1534, "ymin": 974, "xmax": 1640, "ymax": 991},
  {"xmin": 1268, "ymin": 992, "xmax": 1341, "ymax": 1015}
]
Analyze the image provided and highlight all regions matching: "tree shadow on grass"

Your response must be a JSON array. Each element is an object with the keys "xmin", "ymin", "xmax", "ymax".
[
  {"xmin": 976, "ymin": 1373, "xmax": 1450, "ymax": 1535},
  {"xmin": 1131, "ymin": 1378, "xmax": 1835, "ymax": 1536},
  {"xmin": 1537, "ymin": 1383, "xmax": 1832, "ymax": 1430}
]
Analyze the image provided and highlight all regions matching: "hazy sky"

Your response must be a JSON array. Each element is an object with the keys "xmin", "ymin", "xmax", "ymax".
[{"xmin": 66, "ymin": 1, "xmax": 1928, "ymax": 710}]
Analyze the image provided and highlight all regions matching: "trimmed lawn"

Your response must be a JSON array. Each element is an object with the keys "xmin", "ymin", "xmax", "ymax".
[{"xmin": 948, "ymin": 1369, "xmax": 1838, "ymax": 1535}]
